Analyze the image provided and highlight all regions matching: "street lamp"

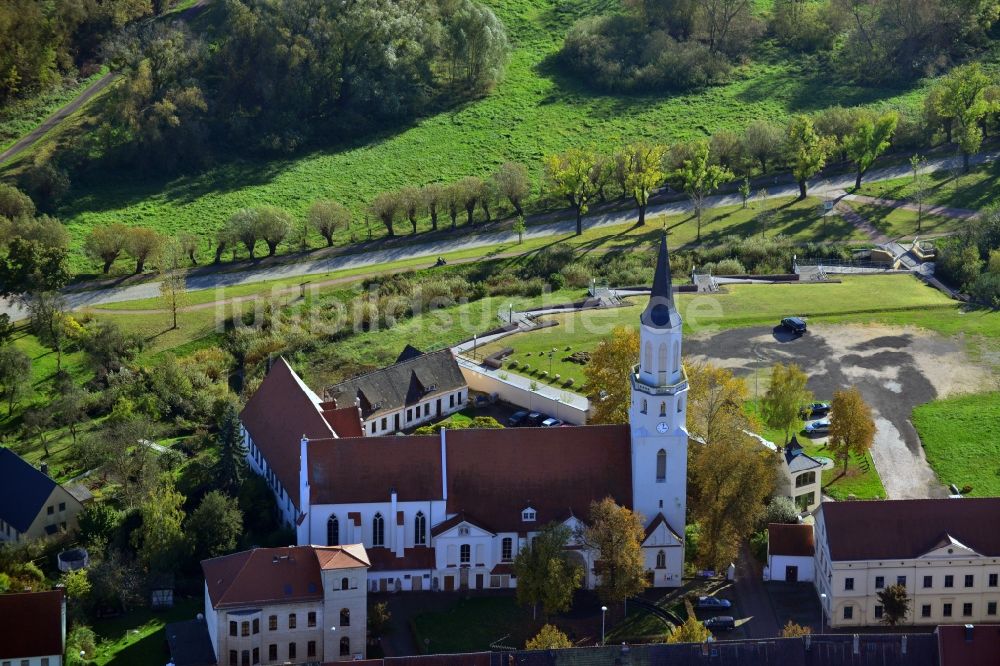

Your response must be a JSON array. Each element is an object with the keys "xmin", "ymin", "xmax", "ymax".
[
  {"xmin": 601, "ymin": 605, "xmax": 608, "ymax": 645},
  {"xmin": 473, "ymin": 334, "xmax": 478, "ymax": 360},
  {"xmin": 819, "ymin": 593, "xmax": 827, "ymax": 634},
  {"xmin": 548, "ymin": 348, "xmax": 555, "ymax": 375},
  {"xmin": 509, "ymin": 303, "xmax": 514, "ymax": 323}
]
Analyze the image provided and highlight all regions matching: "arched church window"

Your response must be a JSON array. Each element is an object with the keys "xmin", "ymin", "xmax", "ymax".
[
  {"xmin": 414, "ymin": 511, "xmax": 426, "ymax": 546},
  {"xmin": 673, "ymin": 341, "xmax": 680, "ymax": 371},
  {"xmin": 327, "ymin": 515, "xmax": 339, "ymax": 546},
  {"xmin": 659, "ymin": 401, "xmax": 666, "ymax": 417},
  {"xmin": 644, "ymin": 343, "xmax": 652, "ymax": 372},
  {"xmin": 658, "ymin": 344, "xmax": 668, "ymax": 377},
  {"xmin": 677, "ymin": 396, "xmax": 683, "ymax": 413},
  {"xmin": 656, "ymin": 550, "xmax": 666, "ymax": 569},
  {"xmin": 656, "ymin": 449, "xmax": 666, "ymax": 481},
  {"xmin": 372, "ymin": 513, "xmax": 384, "ymax": 547},
  {"xmin": 641, "ymin": 399, "xmax": 647, "ymax": 414}
]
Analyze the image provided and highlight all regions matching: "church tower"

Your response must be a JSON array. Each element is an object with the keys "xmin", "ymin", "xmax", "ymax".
[{"xmin": 629, "ymin": 233, "xmax": 688, "ymax": 586}]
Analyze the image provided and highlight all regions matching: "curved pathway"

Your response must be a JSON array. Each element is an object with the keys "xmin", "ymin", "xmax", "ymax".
[{"xmin": 2, "ymin": 149, "xmax": 997, "ymax": 320}]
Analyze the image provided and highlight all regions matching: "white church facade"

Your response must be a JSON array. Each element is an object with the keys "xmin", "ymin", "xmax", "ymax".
[{"xmin": 240, "ymin": 235, "xmax": 690, "ymax": 592}]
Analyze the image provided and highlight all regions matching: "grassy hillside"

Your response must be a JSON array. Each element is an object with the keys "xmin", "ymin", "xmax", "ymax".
[{"xmin": 2, "ymin": 0, "xmax": 935, "ymax": 272}]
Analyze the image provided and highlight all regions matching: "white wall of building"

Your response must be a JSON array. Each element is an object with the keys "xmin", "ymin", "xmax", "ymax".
[
  {"xmin": 364, "ymin": 389, "xmax": 468, "ymax": 436},
  {"xmin": 767, "ymin": 554, "xmax": 815, "ymax": 582},
  {"xmin": 459, "ymin": 362, "xmax": 588, "ymax": 424}
]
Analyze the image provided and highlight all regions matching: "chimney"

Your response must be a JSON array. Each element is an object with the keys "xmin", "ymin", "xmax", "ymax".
[
  {"xmin": 40, "ymin": 462, "xmax": 49, "ymax": 477},
  {"xmin": 965, "ymin": 624, "xmax": 975, "ymax": 642},
  {"xmin": 853, "ymin": 634, "xmax": 860, "ymax": 655}
]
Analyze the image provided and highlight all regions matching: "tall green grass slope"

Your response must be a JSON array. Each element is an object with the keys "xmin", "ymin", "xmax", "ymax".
[{"xmin": 17, "ymin": 0, "xmax": 937, "ymax": 272}]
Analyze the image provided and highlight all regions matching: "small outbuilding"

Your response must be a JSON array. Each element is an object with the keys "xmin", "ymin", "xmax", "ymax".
[{"xmin": 765, "ymin": 522, "xmax": 815, "ymax": 583}]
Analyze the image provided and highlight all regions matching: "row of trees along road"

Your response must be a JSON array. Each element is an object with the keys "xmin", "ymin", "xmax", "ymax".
[{"xmin": 61, "ymin": 62, "xmax": 1000, "ymax": 276}]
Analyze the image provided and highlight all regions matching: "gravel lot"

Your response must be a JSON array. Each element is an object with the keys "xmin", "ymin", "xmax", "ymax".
[{"xmin": 683, "ymin": 323, "xmax": 991, "ymax": 499}]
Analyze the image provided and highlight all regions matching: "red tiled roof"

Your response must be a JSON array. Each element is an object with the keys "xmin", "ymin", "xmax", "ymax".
[
  {"xmin": 937, "ymin": 625, "xmax": 1000, "ymax": 666},
  {"xmin": 308, "ymin": 435, "xmax": 443, "ymax": 504},
  {"xmin": 0, "ymin": 589, "xmax": 64, "ymax": 658},
  {"xmin": 445, "ymin": 425, "xmax": 632, "ymax": 533},
  {"xmin": 240, "ymin": 358, "xmax": 334, "ymax": 506},
  {"xmin": 366, "ymin": 546, "xmax": 437, "ymax": 571},
  {"xmin": 767, "ymin": 523, "xmax": 815, "ymax": 557},
  {"xmin": 202, "ymin": 545, "xmax": 368, "ymax": 609},
  {"xmin": 819, "ymin": 498, "xmax": 1000, "ymax": 561},
  {"xmin": 322, "ymin": 405, "xmax": 365, "ymax": 438}
]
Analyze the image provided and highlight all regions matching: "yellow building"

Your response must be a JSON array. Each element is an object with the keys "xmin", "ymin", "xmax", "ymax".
[{"xmin": 0, "ymin": 448, "xmax": 87, "ymax": 543}]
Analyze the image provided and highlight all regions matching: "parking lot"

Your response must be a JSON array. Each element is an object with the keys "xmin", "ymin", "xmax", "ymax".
[{"xmin": 684, "ymin": 322, "xmax": 992, "ymax": 499}]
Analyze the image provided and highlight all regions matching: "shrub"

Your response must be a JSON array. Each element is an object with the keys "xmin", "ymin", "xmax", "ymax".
[
  {"xmin": 712, "ymin": 258, "xmax": 746, "ymax": 275},
  {"xmin": 560, "ymin": 263, "xmax": 591, "ymax": 287},
  {"xmin": 563, "ymin": 378, "xmax": 574, "ymax": 387}
]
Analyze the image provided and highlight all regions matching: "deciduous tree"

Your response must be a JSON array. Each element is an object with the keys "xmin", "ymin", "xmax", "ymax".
[
  {"xmin": 934, "ymin": 63, "xmax": 996, "ymax": 172},
  {"xmin": 667, "ymin": 616, "xmax": 712, "ymax": 643},
  {"xmin": 685, "ymin": 360, "xmax": 752, "ymax": 446},
  {"xmin": 620, "ymin": 142, "xmax": 668, "ymax": 226},
  {"xmin": 526, "ymin": 624, "xmax": 573, "ymax": 650},
  {"xmin": 0, "ymin": 237, "xmax": 71, "ymax": 298},
  {"xmin": 370, "ymin": 191, "xmax": 401, "ymax": 237},
  {"xmin": 134, "ymin": 483, "xmax": 187, "ymax": 573},
  {"xmin": 226, "ymin": 209, "xmax": 260, "ymax": 259},
  {"xmin": 456, "ymin": 176, "xmax": 484, "ymax": 226},
  {"xmin": 399, "ymin": 187, "xmax": 425, "ymax": 235},
  {"xmin": 670, "ymin": 141, "xmax": 733, "ymax": 242},
  {"xmin": 257, "ymin": 206, "xmax": 293, "ymax": 257},
  {"xmin": 512, "ymin": 215, "xmax": 527, "ymax": 244},
  {"xmin": 28, "ymin": 291, "xmax": 68, "ymax": 371},
  {"xmin": 544, "ymin": 149, "xmax": 599, "ymax": 235},
  {"xmin": 421, "ymin": 183, "xmax": 446, "ymax": 231},
  {"xmin": 878, "ymin": 584, "xmax": 910, "ymax": 626},
  {"xmin": 513, "ymin": 523, "xmax": 583, "ymax": 619},
  {"xmin": 493, "ymin": 162, "xmax": 531, "ymax": 217},
  {"xmin": 690, "ymin": 428, "xmax": 777, "ymax": 571},
  {"xmin": 53, "ymin": 384, "xmax": 87, "ymax": 446},
  {"xmin": 828, "ymin": 386, "xmax": 876, "ymax": 474},
  {"xmin": 187, "ymin": 490, "xmax": 244, "ymax": 560},
  {"xmin": 0, "ymin": 345, "xmax": 31, "ymax": 417},
  {"xmin": 845, "ymin": 111, "xmax": 898, "ymax": 190},
  {"xmin": 584, "ymin": 326, "xmax": 640, "ymax": 424},
  {"xmin": 159, "ymin": 241, "xmax": 187, "ymax": 330},
  {"xmin": 742, "ymin": 119, "xmax": 784, "ymax": 174},
  {"xmin": 309, "ymin": 200, "xmax": 351, "ymax": 247},
  {"xmin": 782, "ymin": 620, "xmax": 812, "ymax": 637},
  {"xmin": 84, "ymin": 224, "xmax": 129, "ymax": 274},
  {"xmin": 0, "ymin": 184, "xmax": 35, "ymax": 220},
  {"xmin": 123, "ymin": 226, "xmax": 164, "ymax": 274},
  {"xmin": 23, "ymin": 407, "xmax": 54, "ymax": 458},
  {"xmin": 786, "ymin": 115, "xmax": 833, "ymax": 199},
  {"xmin": 582, "ymin": 497, "xmax": 648, "ymax": 607},
  {"xmin": 762, "ymin": 362, "xmax": 813, "ymax": 445}
]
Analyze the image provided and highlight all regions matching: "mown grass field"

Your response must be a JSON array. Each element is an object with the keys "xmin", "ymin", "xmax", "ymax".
[
  {"xmin": 843, "ymin": 202, "xmax": 963, "ymax": 239},
  {"xmin": 476, "ymin": 274, "xmax": 980, "ymax": 386},
  {"xmin": 858, "ymin": 159, "xmax": 1000, "ymax": 211},
  {"xmin": 913, "ymin": 391, "xmax": 1000, "ymax": 497},
  {"xmin": 0, "ymin": 0, "xmax": 933, "ymax": 272}
]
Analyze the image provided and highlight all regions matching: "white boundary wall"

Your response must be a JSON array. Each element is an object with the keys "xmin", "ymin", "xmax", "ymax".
[{"xmin": 457, "ymin": 357, "xmax": 589, "ymax": 424}]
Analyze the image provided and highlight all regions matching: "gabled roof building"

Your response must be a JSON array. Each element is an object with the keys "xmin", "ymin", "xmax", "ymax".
[
  {"xmin": 239, "ymin": 234, "xmax": 690, "ymax": 594},
  {"xmin": 0, "ymin": 589, "xmax": 66, "ymax": 665},
  {"xmin": 0, "ymin": 448, "xmax": 86, "ymax": 543},
  {"xmin": 814, "ymin": 498, "xmax": 1000, "ymax": 628}
]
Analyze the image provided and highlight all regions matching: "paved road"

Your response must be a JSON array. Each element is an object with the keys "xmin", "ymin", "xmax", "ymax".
[{"xmin": 3, "ymin": 149, "xmax": 997, "ymax": 321}]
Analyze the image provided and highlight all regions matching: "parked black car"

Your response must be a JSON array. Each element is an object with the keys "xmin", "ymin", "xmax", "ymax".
[
  {"xmin": 799, "ymin": 401, "xmax": 831, "ymax": 419},
  {"xmin": 781, "ymin": 316, "xmax": 807, "ymax": 334},
  {"xmin": 525, "ymin": 412, "xmax": 547, "ymax": 427},
  {"xmin": 507, "ymin": 410, "xmax": 530, "ymax": 427},
  {"xmin": 704, "ymin": 616, "xmax": 736, "ymax": 631}
]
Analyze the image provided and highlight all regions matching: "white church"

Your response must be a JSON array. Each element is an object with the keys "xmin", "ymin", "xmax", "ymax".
[{"xmin": 239, "ymin": 235, "xmax": 690, "ymax": 592}]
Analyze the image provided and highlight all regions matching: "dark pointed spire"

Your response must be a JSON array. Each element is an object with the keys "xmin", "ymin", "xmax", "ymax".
[{"xmin": 641, "ymin": 232, "xmax": 681, "ymax": 329}]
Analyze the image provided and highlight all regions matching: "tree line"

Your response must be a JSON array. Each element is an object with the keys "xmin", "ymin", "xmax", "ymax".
[
  {"xmin": 560, "ymin": 0, "xmax": 1000, "ymax": 93},
  {"xmin": 0, "ymin": 0, "xmax": 168, "ymax": 105}
]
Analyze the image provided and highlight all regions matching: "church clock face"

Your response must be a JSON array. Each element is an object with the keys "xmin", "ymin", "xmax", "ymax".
[{"xmin": 656, "ymin": 422, "xmax": 669, "ymax": 434}]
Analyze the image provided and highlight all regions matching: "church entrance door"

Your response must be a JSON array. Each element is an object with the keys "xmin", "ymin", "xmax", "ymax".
[
  {"xmin": 459, "ymin": 568, "xmax": 469, "ymax": 590},
  {"xmin": 475, "ymin": 574, "xmax": 483, "ymax": 589},
  {"xmin": 412, "ymin": 576, "xmax": 423, "ymax": 591},
  {"xmin": 443, "ymin": 575, "xmax": 454, "ymax": 591}
]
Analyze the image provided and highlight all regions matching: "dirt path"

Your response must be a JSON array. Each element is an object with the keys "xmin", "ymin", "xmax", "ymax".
[{"xmin": 833, "ymin": 200, "xmax": 890, "ymax": 243}]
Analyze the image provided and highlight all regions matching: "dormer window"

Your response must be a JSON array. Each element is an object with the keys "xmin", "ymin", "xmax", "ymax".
[{"xmin": 522, "ymin": 508, "xmax": 536, "ymax": 522}]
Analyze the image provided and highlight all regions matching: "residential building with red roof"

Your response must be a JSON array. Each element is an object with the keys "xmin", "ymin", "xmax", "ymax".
[
  {"xmin": 766, "ymin": 522, "xmax": 815, "ymax": 583},
  {"xmin": 201, "ymin": 545, "xmax": 370, "ymax": 664},
  {"xmin": 814, "ymin": 498, "xmax": 1000, "ymax": 628},
  {"xmin": 0, "ymin": 589, "xmax": 66, "ymax": 665},
  {"xmin": 239, "ymin": 234, "xmax": 690, "ymax": 594}
]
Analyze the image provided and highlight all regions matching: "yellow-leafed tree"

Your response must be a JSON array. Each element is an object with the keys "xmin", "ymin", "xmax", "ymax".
[
  {"xmin": 828, "ymin": 386, "xmax": 876, "ymax": 474},
  {"xmin": 584, "ymin": 326, "xmax": 640, "ymax": 425}
]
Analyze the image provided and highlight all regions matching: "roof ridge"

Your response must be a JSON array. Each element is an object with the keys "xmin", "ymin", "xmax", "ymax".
[
  {"xmin": 218, "ymin": 548, "xmax": 264, "ymax": 607},
  {"xmin": 326, "ymin": 348, "xmax": 454, "ymax": 388}
]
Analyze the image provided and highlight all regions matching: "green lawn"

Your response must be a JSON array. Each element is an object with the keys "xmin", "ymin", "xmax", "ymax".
[
  {"xmin": 91, "ymin": 597, "xmax": 202, "ymax": 666},
  {"xmin": 844, "ymin": 201, "xmax": 963, "ymax": 239},
  {"xmin": 478, "ymin": 274, "xmax": 977, "ymax": 389},
  {"xmin": 857, "ymin": 159, "xmax": 1000, "ymax": 211},
  {"xmin": 2, "ymin": 0, "xmax": 935, "ymax": 272},
  {"xmin": 412, "ymin": 596, "xmax": 535, "ymax": 653},
  {"xmin": 745, "ymin": 400, "xmax": 886, "ymax": 500},
  {"xmin": 913, "ymin": 391, "xmax": 1000, "ymax": 496}
]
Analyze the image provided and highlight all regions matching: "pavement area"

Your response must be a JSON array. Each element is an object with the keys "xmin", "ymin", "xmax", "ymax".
[
  {"xmin": 683, "ymin": 322, "xmax": 992, "ymax": 499},
  {"xmin": 3, "ymin": 149, "xmax": 998, "ymax": 321}
]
